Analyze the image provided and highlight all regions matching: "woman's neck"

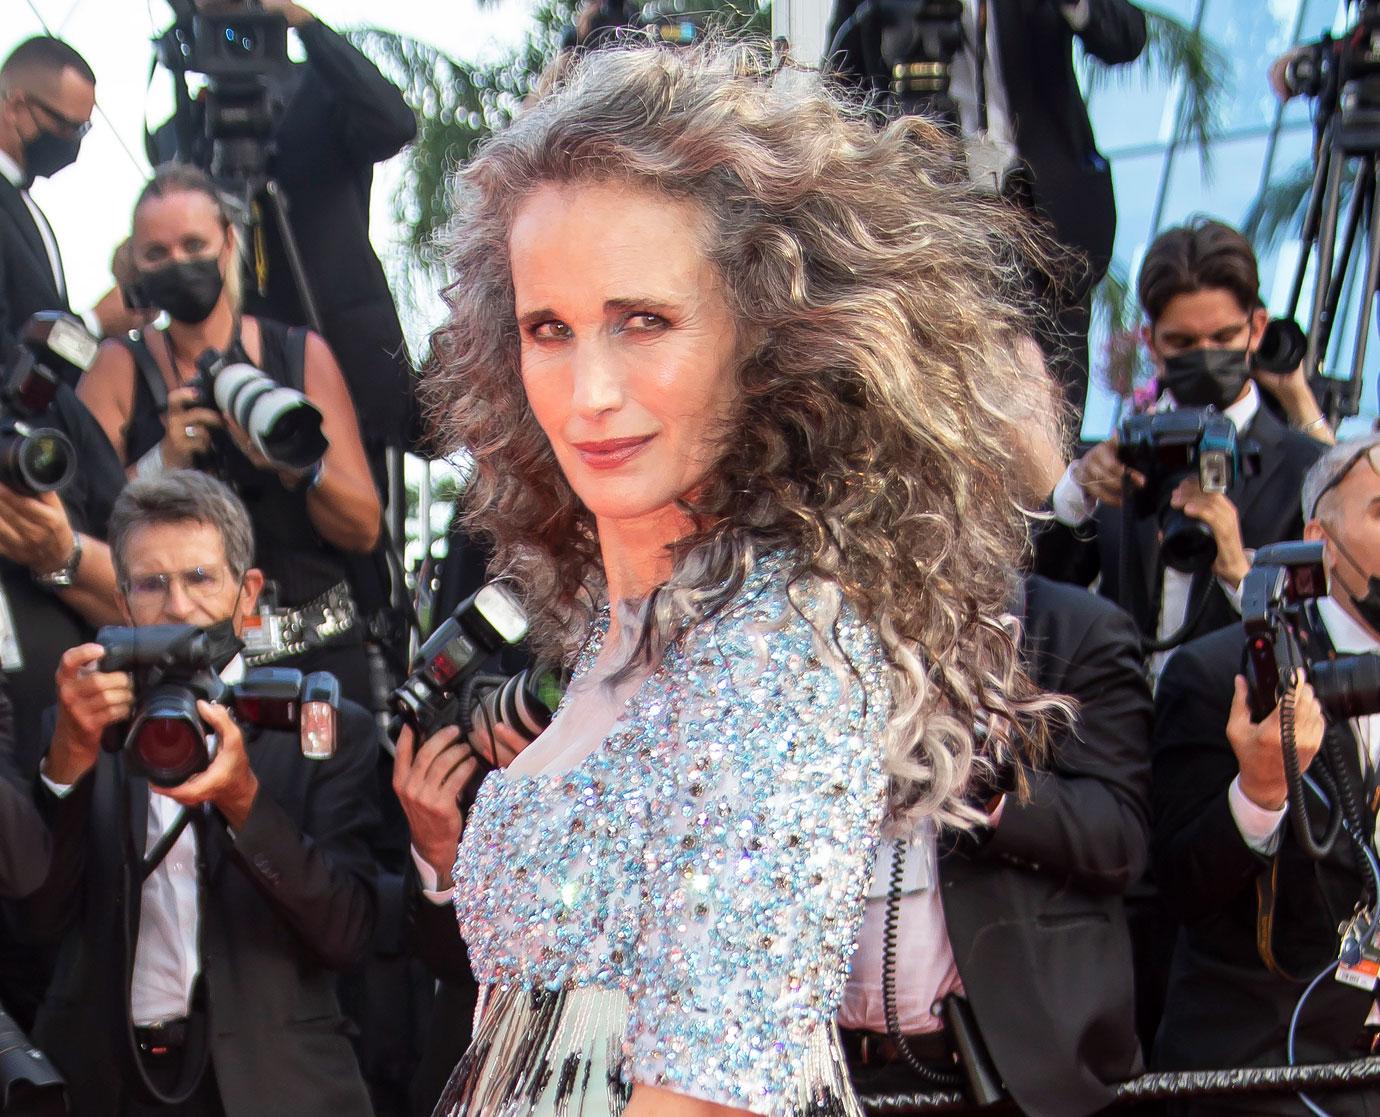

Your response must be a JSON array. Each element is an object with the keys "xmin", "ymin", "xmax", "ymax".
[
  {"xmin": 597, "ymin": 504, "xmax": 694, "ymax": 614},
  {"xmin": 165, "ymin": 301, "xmax": 236, "ymax": 361}
]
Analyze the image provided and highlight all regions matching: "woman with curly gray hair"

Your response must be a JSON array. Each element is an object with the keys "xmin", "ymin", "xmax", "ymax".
[{"xmin": 415, "ymin": 38, "xmax": 1067, "ymax": 1117}]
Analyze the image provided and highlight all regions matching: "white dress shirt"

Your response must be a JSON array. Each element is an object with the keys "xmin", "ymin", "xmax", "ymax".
[
  {"xmin": 947, "ymin": 1, "xmax": 1092, "ymax": 190},
  {"xmin": 1230, "ymin": 597, "xmax": 1380, "ymax": 856},
  {"xmin": 42, "ymin": 656, "xmax": 243, "ymax": 1025},
  {"xmin": 1052, "ymin": 382, "xmax": 1261, "ymax": 684},
  {"xmin": 0, "ymin": 147, "xmax": 66, "ymax": 302}
]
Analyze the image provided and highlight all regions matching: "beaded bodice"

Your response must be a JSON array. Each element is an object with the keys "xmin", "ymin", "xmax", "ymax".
[{"xmin": 450, "ymin": 558, "xmax": 891, "ymax": 1112}]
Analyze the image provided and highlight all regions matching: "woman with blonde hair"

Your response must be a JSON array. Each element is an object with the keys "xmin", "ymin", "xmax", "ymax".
[
  {"xmin": 413, "ymin": 39, "xmax": 1066, "ymax": 1117},
  {"xmin": 77, "ymin": 163, "xmax": 381, "ymax": 702}
]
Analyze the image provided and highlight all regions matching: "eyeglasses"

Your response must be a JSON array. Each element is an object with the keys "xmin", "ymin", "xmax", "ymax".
[
  {"xmin": 124, "ymin": 565, "xmax": 232, "ymax": 606},
  {"xmin": 24, "ymin": 94, "xmax": 92, "ymax": 140},
  {"xmin": 1309, "ymin": 444, "xmax": 1380, "ymax": 520}
]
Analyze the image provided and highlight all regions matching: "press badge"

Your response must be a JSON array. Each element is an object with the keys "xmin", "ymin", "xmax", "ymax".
[
  {"xmin": 0, "ymin": 582, "xmax": 21, "ymax": 672},
  {"xmin": 242, "ymin": 609, "xmax": 283, "ymax": 657},
  {"xmin": 1335, "ymin": 906, "xmax": 1380, "ymax": 992}
]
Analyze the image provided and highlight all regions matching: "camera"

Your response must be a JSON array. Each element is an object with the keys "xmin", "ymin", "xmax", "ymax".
[
  {"xmin": 0, "ymin": 1001, "xmax": 65, "ymax": 1114},
  {"xmin": 0, "ymin": 314, "xmax": 97, "ymax": 496},
  {"xmin": 192, "ymin": 348, "xmax": 328, "ymax": 471},
  {"xmin": 97, "ymin": 624, "xmax": 340, "ymax": 786},
  {"xmin": 1280, "ymin": 3, "xmax": 1380, "ymax": 151},
  {"xmin": 1242, "ymin": 540, "xmax": 1380, "ymax": 722},
  {"xmin": 1116, "ymin": 408, "xmax": 1260, "ymax": 574},
  {"xmin": 155, "ymin": 0, "xmax": 292, "ymax": 185},
  {"xmin": 389, "ymin": 583, "xmax": 560, "ymax": 749}
]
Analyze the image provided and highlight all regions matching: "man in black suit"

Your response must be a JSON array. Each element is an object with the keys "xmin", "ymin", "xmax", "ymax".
[
  {"xmin": 1152, "ymin": 437, "xmax": 1380, "ymax": 1116},
  {"xmin": 14, "ymin": 470, "xmax": 379, "ymax": 1116},
  {"xmin": 1035, "ymin": 220, "xmax": 1326, "ymax": 677},
  {"xmin": 0, "ymin": 678, "xmax": 48, "ymax": 900},
  {"xmin": 0, "ymin": 36, "xmax": 93, "ymax": 362},
  {"xmin": 826, "ymin": 0, "xmax": 1146, "ymax": 413},
  {"xmin": 834, "ymin": 574, "xmax": 1151, "ymax": 1116}
]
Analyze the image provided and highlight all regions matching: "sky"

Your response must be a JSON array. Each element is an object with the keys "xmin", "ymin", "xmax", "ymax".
[{"xmin": 3, "ymin": 0, "xmax": 538, "ymax": 345}]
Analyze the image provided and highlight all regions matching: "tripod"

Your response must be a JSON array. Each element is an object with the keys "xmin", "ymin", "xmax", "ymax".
[{"xmin": 1279, "ymin": 17, "xmax": 1380, "ymax": 426}]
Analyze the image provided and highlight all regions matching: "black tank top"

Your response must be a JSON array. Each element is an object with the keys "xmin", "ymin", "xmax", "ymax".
[{"xmin": 123, "ymin": 319, "xmax": 347, "ymax": 607}]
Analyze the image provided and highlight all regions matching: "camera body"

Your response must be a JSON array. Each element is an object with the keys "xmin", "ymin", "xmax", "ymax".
[
  {"xmin": 98, "ymin": 624, "xmax": 340, "ymax": 786},
  {"xmin": 191, "ymin": 347, "xmax": 328, "ymax": 472},
  {"xmin": 156, "ymin": 1, "xmax": 292, "ymax": 184},
  {"xmin": 1117, "ymin": 408, "xmax": 1259, "ymax": 573},
  {"xmin": 0, "ymin": 314, "xmax": 97, "ymax": 496},
  {"xmin": 389, "ymin": 583, "xmax": 555, "ymax": 749},
  {"xmin": 1242, "ymin": 540, "xmax": 1380, "ymax": 722}
]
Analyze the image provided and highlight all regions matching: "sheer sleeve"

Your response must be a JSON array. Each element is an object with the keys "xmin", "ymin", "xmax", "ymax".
[{"xmin": 625, "ymin": 586, "xmax": 890, "ymax": 1114}]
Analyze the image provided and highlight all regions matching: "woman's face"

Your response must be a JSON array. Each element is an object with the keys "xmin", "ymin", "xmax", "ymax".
[
  {"xmin": 509, "ymin": 181, "xmax": 741, "ymax": 529},
  {"xmin": 131, "ymin": 189, "xmax": 230, "ymax": 274}
]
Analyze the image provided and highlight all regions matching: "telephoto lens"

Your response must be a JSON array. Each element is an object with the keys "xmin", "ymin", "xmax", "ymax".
[
  {"xmin": 472, "ymin": 665, "xmax": 568, "ymax": 748},
  {"xmin": 212, "ymin": 362, "xmax": 328, "ymax": 471},
  {"xmin": 1311, "ymin": 653, "xmax": 1380, "ymax": 721}
]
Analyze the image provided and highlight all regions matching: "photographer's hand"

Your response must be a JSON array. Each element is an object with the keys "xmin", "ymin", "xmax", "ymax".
[
  {"xmin": 154, "ymin": 700, "xmax": 260, "ymax": 829},
  {"xmin": 1252, "ymin": 365, "xmax": 1334, "ymax": 444},
  {"xmin": 162, "ymin": 386, "xmax": 222, "ymax": 470},
  {"xmin": 392, "ymin": 725, "xmax": 479, "ymax": 882},
  {"xmin": 0, "ymin": 486, "xmax": 75, "ymax": 574},
  {"xmin": 1170, "ymin": 477, "xmax": 1251, "ymax": 590},
  {"xmin": 1227, "ymin": 673, "xmax": 1323, "ymax": 812},
  {"xmin": 1071, "ymin": 436, "xmax": 1145, "ymax": 509},
  {"xmin": 46, "ymin": 644, "xmax": 134, "ymax": 786}
]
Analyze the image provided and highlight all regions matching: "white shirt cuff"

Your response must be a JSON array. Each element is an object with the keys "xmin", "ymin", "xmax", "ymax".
[
  {"xmin": 411, "ymin": 844, "xmax": 455, "ymax": 906},
  {"xmin": 1061, "ymin": 0, "xmax": 1092, "ymax": 31},
  {"xmin": 1228, "ymin": 775, "xmax": 1287, "ymax": 855},
  {"xmin": 39, "ymin": 771, "xmax": 76, "ymax": 799},
  {"xmin": 79, "ymin": 308, "xmax": 104, "ymax": 339},
  {"xmin": 1051, "ymin": 463, "xmax": 1097, "ymax": 527},
  {"xmin": 1217, "ymin": 550, "xmax": 1255, "ymax": 615}
]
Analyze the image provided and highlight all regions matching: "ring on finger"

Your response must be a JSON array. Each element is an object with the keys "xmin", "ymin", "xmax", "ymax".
[{"xmin": 184, "ymin": 424, "xmax": 199, "ymax": 440}]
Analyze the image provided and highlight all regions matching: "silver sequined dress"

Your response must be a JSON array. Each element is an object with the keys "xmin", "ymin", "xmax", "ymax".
[{"xmin": 434, "ymin": 557, "xmax": 891, "ymax": 1116}]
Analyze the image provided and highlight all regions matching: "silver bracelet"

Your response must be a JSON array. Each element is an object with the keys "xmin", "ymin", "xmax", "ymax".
[{"xmin": 1299, "ymin": 414, "xmax": 1329, "ymax": 433}]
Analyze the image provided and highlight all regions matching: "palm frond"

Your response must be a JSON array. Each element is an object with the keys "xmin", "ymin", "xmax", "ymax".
[{"xmin": 1083, "ymin": 9, "xmax": 1228, "ymax": 166}]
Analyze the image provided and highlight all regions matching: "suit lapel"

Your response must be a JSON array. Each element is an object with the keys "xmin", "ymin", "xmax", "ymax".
[
  {"xmin": 0, "ymin": 177, "xmax": 62, "ymax": 300},
  {"xmin": 1234, "ymin": 406, "xmax": 1287, "ymax": 530}
]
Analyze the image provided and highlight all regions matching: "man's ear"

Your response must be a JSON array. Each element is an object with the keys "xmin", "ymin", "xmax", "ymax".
[
  {"xmin": 1140, "ymin": 323, "xmax": 1162, "ymax": 373},
  {"xmin": 1304, "ymin": 519, "xmax": 1324, "ymax": 543},
  {"xmin": 238, "ymin": 568, "xmax": 265, "ymax": 617},
  {"xmin": 1247, "ymin": 305, "xmax": 1270, "ymax": 352}
]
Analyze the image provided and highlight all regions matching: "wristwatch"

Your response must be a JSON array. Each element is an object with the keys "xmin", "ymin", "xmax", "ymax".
[{"xmin": 34, "ymin": 532, "xmax": 83, "ymax": 589}]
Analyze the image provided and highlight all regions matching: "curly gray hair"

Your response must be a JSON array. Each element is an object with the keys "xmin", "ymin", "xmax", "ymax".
[{"xmin": 425, "ymin": 41, "xmax": 1068, "ymax": 829}]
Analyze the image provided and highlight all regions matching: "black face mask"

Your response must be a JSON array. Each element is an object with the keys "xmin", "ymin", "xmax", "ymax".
[
  {"xmin": 201, "ymin": 616, "xmax": 245, "ymax": 673},
  {"xmin": 135, "ymin": 258, "xmax": 225, "ymax": 325},
  {"xmin": 1160, "ymin": 347, "xmax": 1251, "ymax": 411},
  {"xmin": 1324, "ymin": 529, "xmax": 1380, "ymax": 636},
  {"xmin": 22, "ymin": 128, "xmax": 81, "ymax": 180}
]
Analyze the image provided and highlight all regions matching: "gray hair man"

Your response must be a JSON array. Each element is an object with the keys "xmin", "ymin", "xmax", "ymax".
[{"xmin": 18, "ymin": 470, "xmax": 380, "ymax": 1117}]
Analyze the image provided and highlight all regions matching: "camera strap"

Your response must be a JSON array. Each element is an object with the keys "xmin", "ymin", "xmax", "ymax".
[{"xmin": 122, "ymin": 333, "xmax": 169, "ymax": 414}]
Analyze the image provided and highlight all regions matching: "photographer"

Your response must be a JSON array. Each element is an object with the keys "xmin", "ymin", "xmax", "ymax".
[
  {"xmin": 77, "ymin": 164, "xmax": 382, "ymax": 709},
  {"xmin": 1035, "ymin": 220, "xmax": 1326, "ymax": 674},
  {"xmin": 1150, "ymin": 436, "xmax": 1380, "ymax": 1116},
  {"xmin": 155, "ymin": 0, "xmax": 418, "ymax": 471},
  {"xmin": 13, "ymin": 470, "xmax": 379, "ymax": 1117},
  {"xmin": 826, "ymin": 0, "xmax": 1146, "ymax": 415},
  {"xmin": 836, "ymin": 574, "xmax": 1151, "ymax": 1116}
]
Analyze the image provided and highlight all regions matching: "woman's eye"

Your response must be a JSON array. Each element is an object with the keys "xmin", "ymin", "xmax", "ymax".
[
  {"xmin": 624, "ymin": 313, "xmax": 666, "ymax": 332},
  {"xmin": 530, "ymin": 321, "xmax": 571, "ymax": 341}
]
